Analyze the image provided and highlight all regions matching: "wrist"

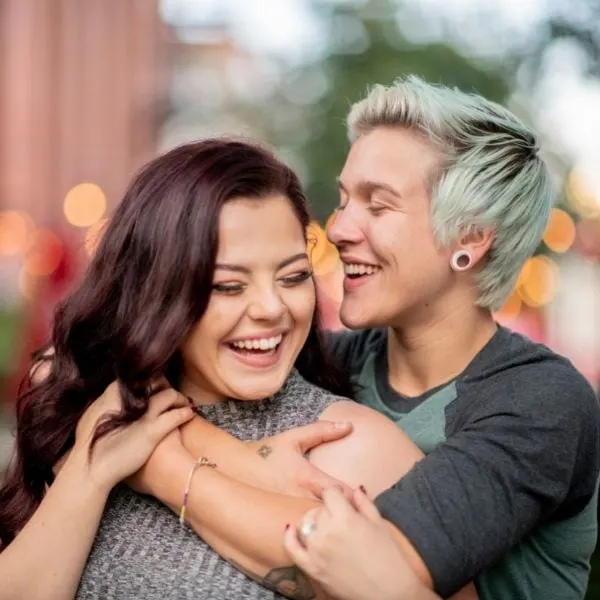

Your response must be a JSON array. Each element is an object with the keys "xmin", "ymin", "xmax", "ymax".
[
  {"xmin": 149, "ymin": 447, "xmax": 196, "ymax": 507},
  {"xmin": 59, "ymin": 450, "xmax": 112, "ymax": 499}
]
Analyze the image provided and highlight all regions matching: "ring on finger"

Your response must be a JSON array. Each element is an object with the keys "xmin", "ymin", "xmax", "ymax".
[{"xmin": 298, "ymin": 519, "xmax": 317, "ymax": 546}]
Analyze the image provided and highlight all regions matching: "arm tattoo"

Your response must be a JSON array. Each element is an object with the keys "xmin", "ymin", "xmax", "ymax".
[
  {"xmin": 228, "ymin": 558, "xmax": 316, "ymax": 600},
  {"xmin": 257, "ymin": 444, "xmax": 273, "ymax": 459}
]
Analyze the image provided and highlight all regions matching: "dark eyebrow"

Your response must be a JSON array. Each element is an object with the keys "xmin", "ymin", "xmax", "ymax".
[
  {"xmin": 215, "ymin": 252, "xmax": 309, "ymax": 274},
  {"xmin": 336, "ymin": 176, "xmax": 401, "ymax": 198}
]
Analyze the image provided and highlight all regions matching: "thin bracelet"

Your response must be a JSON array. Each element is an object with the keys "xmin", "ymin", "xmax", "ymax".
[{"xmin": 179, "ymin": 456, "xmax": 216, "ymax": 526}]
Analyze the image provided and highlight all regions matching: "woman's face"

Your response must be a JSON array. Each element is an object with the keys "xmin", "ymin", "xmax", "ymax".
[{"xmin": 180, "ymin": 194, "xmax": 316, "ymax": 404}]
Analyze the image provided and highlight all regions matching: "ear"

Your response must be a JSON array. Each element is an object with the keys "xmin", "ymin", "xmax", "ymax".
[{"xmin": 456, "ymin": 227, "xmax": 495, "ymax": 269}]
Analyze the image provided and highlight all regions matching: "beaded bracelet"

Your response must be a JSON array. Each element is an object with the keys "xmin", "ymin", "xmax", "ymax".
[{"xmin": 179, "ymin": 456, "xmax": 216, "ymax": 526}]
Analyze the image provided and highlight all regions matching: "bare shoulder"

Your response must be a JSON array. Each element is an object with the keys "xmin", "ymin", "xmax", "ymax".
[{"xmin": 311, "ymin": 400, "xmax": 423, "ymax": 495}]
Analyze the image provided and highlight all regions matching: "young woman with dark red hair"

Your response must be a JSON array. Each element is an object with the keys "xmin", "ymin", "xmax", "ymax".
[{"xmin": 0, "ymin": 139, "xmax": 428, "ymax": 600}]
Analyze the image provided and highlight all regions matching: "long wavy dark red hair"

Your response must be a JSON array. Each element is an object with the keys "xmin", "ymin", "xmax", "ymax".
[{"xmin": 0, "ymin": 139, "xmax": 352, "ymax": 548}]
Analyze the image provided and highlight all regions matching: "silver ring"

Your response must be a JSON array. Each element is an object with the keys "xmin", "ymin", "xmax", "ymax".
[{"xmin": 299, "ymin": 520, "xmax": 317, "ymax": 546}]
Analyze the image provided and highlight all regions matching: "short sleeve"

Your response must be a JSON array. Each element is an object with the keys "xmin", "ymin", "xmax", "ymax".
[{"xmin": 374, "ymin": 362, "xmax": 600, "ymax": 597}]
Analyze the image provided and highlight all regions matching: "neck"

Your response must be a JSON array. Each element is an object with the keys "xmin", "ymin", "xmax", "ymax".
[
  {"xmin": 179, "ymin": 375, "xmax": 225, "ymax": 406},
  {"xmin": 386, "ymin": 301, "xmax": 497, "ymax": 397}
]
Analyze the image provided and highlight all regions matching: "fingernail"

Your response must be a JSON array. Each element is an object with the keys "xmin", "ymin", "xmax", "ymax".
[
  {"xmin": 284, "ymin": 523, "xmax": 290, "ymax": 531},
  {"xmin": 359, "ymin": 485, "xmax": 367, "ymax": 494},
  {"xmin": 333, "ymin": 421, "xmax": 349, "ymax": 428}
]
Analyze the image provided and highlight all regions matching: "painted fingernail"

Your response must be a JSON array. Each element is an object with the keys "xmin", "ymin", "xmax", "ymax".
[
  {"xmin": 284, "ymin": 523, "xmax": 290, "ymax": 531},
  {"xmin": 359, "ymin": 485, "xmax": 367, "ymax": 494}
]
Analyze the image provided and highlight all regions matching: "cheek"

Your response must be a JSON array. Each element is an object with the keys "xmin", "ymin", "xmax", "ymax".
[
  {"xmin": 181, "ymin": 302, "xmax": 240, "ymax": 364},
  {"xmin": 286, "ymin": 285, "xmax": 316, "ymax": 329},
  {"xmin": 370, "ymin": 215, "xmax": 441, "ymax": 267}
]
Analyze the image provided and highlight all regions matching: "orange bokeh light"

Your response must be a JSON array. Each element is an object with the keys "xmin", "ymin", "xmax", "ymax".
[
  {"xmin": 307, "ymin": 220, "xmax": 340, "ymax": 276},
  {"xmin": 0, "ymin": 210, "xmax": 35, "ymax": 256},
  {"xmin": 517, "ymin": 255, "xmax": 559, "ymax": 308},
  {"xmin": 543, "ymin": 208, "xmax": 576, "ymax": 254},
  {"xmin": 24, "ymin": 229, "xmax": 64, "ymax": 277},
  {"xmin": 63, "ymin": 183, "xmax": 107, "ymax": 228}
]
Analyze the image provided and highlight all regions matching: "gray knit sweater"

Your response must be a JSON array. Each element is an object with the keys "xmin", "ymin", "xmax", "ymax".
[{"xmin": 76, "ymin": 370, "xmax": 340, "ymax": 599}]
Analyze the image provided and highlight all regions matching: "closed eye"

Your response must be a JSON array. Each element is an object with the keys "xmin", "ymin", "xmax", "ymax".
[
  {"xmin": 280, "ymin": 270, "xmax": 312, "ymax": 286},
  {"xmin": 212, "ymin": 283, "xmax": 244, "ymax": 295},
  {"xmin": 368, "ymin": 204, "xmax": 387, "ymax": 215}
]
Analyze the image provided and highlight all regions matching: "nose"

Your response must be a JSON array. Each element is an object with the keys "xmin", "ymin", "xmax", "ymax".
[
  {"xmin": 327, "ymin": 203, "xmax": 364, "ymax": 247},
  {"xmin": 247, "ymin": 285, "xmax": 286, "ymax": 322}
]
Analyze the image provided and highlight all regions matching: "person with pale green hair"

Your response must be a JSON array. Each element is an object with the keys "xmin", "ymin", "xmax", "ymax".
[{"xmin": 29, "ymin": 76, "xmax": 598, "ymax": 600}]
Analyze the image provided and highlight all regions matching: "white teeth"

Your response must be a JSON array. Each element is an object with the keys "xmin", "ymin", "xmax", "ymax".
[
  {"xmin": 344, "ymin": 263, "xmax": 380, "ymax": 276},
  {"xmin": 231, "ymin": 334, "xmax": 283, "ymax": 351}
]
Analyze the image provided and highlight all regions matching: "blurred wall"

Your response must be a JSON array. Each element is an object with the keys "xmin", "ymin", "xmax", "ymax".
[
  {"xmin": 0, "ymin": 0, "xmax": 171, "ymax": 407},
  {"xmin": 0, "ymin": 0, "xmax": 168, "ymax": 223}
]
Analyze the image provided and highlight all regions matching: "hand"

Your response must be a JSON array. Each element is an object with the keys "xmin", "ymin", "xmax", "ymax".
[
  {"xmin": 70, "ymin": 382, "xmax": 195, "ymax": 493},
  {"xmin": 244, "ymin": 420, "xmax": 355, "ymax": 499},
  {"xmin": 283, "ymin": 487, "xmax": 437, "ymax": 600}
]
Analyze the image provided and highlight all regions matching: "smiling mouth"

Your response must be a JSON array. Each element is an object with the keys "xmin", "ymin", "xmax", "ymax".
[
  {"xmin": 343, "ymin": 263, "xmax": 381, "ymax": 279},
  {"xmin": 227, "ymin": 333, "xmax": 283, "ymax": 356}
]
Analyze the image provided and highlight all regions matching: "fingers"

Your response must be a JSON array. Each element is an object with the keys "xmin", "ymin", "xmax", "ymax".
[
  {"xmin": 283, "ymin": 525, "xmax": 314, "ymax": 575},
  {"xmin": 352, "ymin": 486, "xmax": 382, "ymax": 524},
  {"xmin": 146, "ymin": 388, "xmax": 190, "ymax": 419},
  {"xmin": 150, "ymin": 406, "xmax": 195, "ymax": 442},
  {"xmin": 301, "ymin": 464, "xmax": 354, "ymax": 501},
  {"xmin": 290, "ymin": 420, "xmax": 352, "ymax": 454},
  {"xmin": 321, "ymin": 486, "xmax": 356, "ymax": 517}
]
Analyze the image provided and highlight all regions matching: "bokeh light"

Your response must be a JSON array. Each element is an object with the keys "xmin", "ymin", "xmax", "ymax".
[
  {"xmin": 0, "ymin": 210, "xmax": 35, "ymax": 256},
  {"xmin": 566, "ymin": 168, "xmax": 600, "ymax": 220},
  {"xmin": 307, "ymin": 219, "xmax": 339, "ymax": 276},
  {"xmin": 517, "ymin": 255, "xmax": 560, "ymax": 308},
  {"xmin": 543, "ymin": 208, "xmax": 576, "ymax": 254},
  {"xmin": 24, "ymin": 229, "xmax": 64, "ymax": 277},
  {"xmin": 17, "ymin": 269, "xmax": 40, "ymax": 301},
  {"xmin": 495, "ymin": 290, "xmax": 522, "ymax": 322},
  {"xmin": 63, "ymin": 183, "xmax": 107, "ymax": 228},
  {"xmin": 575, "ymin": 218, "xmax": 600, "ymax": 260}
]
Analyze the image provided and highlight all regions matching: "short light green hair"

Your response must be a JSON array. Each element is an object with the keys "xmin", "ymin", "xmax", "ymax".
[{"xmin": 347, "ymin": 76, "xmax": 555, "ymax": 310}]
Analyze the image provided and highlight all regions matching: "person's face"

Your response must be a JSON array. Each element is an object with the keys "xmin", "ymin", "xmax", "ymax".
[
  {"xmin": 180, "ymin": 194, "xmax": 315, "ymax": 403},
  {"xmin": 328, "ymin": 126, "xmax": 453, "ymax": 329}
]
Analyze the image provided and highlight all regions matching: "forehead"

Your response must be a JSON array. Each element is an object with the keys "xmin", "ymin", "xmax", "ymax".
[
  {"xmin": 340, "ymin": 126, "xmax": 440, "ymax": 192},
  {"xmin": 217, "ymin": 194, "xmax": 306, "ymax": 261}
]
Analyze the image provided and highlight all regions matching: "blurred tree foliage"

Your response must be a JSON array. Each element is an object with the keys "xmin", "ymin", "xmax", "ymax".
[
  {"xmin": 522, "ymin": 0, "xmax": 600, "ymax": 83},
  {"xmin": 264, "ymin": 0, "xmax": 510, "ymax": 221}
]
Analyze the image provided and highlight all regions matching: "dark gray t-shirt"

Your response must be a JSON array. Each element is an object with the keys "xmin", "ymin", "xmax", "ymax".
[{"xmin": 329, "ymin": 326, "xmax": 600, "ymax": 599}]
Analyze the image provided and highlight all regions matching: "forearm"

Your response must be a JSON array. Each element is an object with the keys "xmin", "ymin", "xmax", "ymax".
[
  {"xmin": 180, "ymin": 416, "xmax": 262, "ymax": 486},
  {"xmin": 0, "ymin": 455, "xmax": 109, "ymax": 600},
  {"xmin": 151, "ymin": 450, "xmax": 324, "ymax": 598}
]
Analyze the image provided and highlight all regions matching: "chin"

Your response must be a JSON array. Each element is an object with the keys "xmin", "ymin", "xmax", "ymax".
[
  {"xmin": 229, "ymin": 370, "xmax": 290, "ymax": 401},
  {"xmin": 340, "ymin": 305, "xmax": 376, "ymax": 330}
]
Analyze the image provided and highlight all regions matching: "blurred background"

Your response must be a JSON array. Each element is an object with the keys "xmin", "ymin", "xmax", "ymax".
[{"xmin": 1, "ymin": 0, "xmax": 600, "ymax": 593}]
